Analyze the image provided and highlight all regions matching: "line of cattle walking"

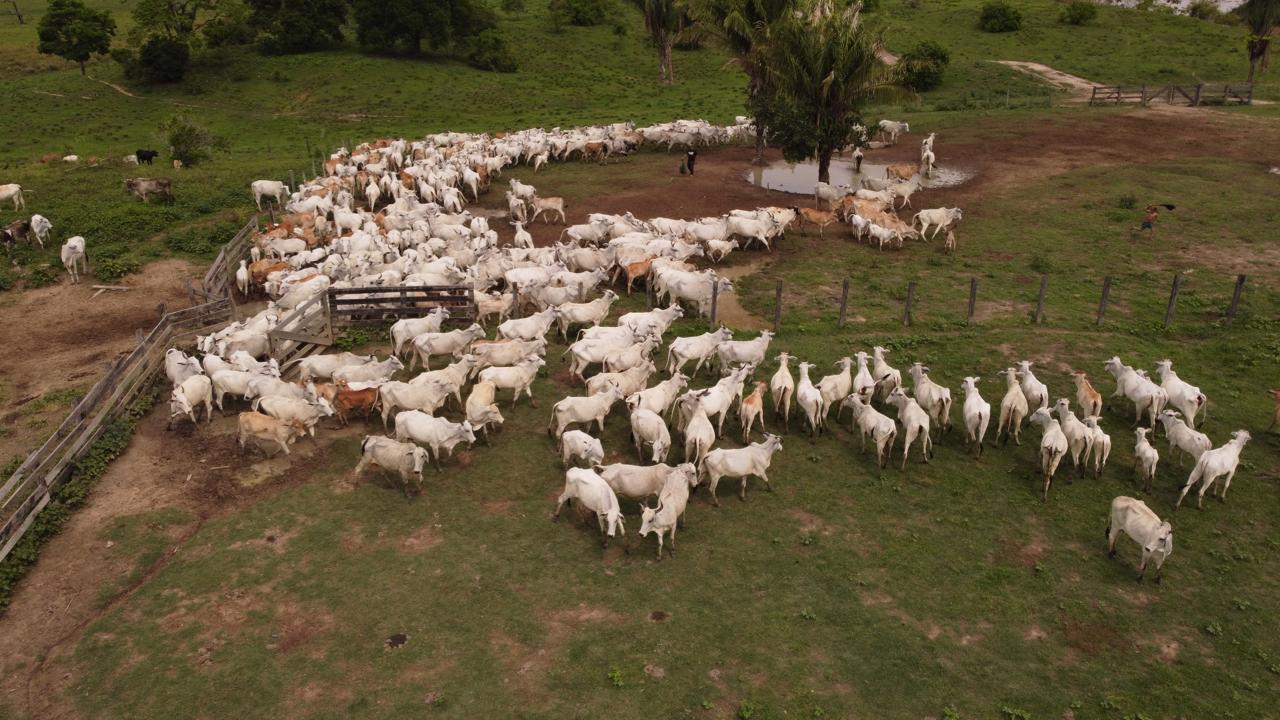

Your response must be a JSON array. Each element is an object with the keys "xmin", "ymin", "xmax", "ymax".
[{"xmin": 157, "ymin": 117, "xmax": 1251, "ymax": 580}]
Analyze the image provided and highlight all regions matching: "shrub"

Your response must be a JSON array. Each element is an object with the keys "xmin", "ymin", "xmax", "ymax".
[
  {"xmin": 467, "ymin": 29, "xmax": 518, "ymax": 72},
  {"xmin": 137, "ymin": 36, "xmax": 190, "ymax": 82},
  {"xmin": 0, "ymin": 269, "xmax": 12, "ymax": 292},
  {"xmin": 159, "ymin": 115, "xmax": 229, "ymax": 167},
  {"xmin": 899, "ymin": 40, "xmax": 951, "ymax": 91},
  {"xmin": 501, "ymin": 0, "xmax": 524, "ymax": 11},
  {"xmin": 1117, "ymin": 193, "xmax": 1137, "ymax": 210},
  {"xmin": 94, "ymin": 257, "xmax": 141, "ymax": 282},
  {"xmin": 549, "ymin": 0, "xmax": 612, "ymax": 27},
  {"xmin": 25, "ymin": 266, "xmax": 59, "ymax": 288},
  {"xmin": 978, "ymin": 0, "xmax": 1021, "ymax": 32},
  {"xmin": 1059, "ymin": 0, "xmax": 1097, "ymax": 25}
]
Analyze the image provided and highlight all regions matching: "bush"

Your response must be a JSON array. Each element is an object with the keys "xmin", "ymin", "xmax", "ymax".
[
  {"xmin": 94, "ymin": 257, "xmax": 141, "ymax": 282},
  {"xmin": 25, "ymin": 266, "xmax": 59, "ymax": 288},
  {"xmin": 549, "ymin": 0, "xmax": 612, "ymax": 27},
  {"xmin": 978, "ymin": 0, "xmax": 1021, "ymax": 32},
  {"xmin": 1187, "ymin": 0, "xmax": 1220, "ymax": 21},
  {"xmin": 137, "ymin": 36, "xmax": 190, "ymax": 82},
  {"xmin": 1059, "ymin": 0, "xmax": 1097, "ymax": 25},
  {"xmin": 501, "ymin": 0, "xmax": 524, "ymax": 11},
  {"xmin": 899, "ymin": 40, "xmax": 950, "ymax": 91},
  {"xmin": 159, "ymin": 115, "xmax": 229, "ymax": 167},
  {"xmin": 467, "ymin": 29, "xmax": 518, "ymax": 72}
]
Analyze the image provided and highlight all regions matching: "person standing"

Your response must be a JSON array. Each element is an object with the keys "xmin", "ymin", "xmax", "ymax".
[{"xmin": 686, "ymin": 148, "xmax": 698, "ymax": 175}]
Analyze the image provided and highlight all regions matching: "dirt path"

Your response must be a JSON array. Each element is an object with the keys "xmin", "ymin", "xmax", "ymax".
[
  {"xmin": 86, "ymin": 74, "xmax": 138, "ymax": 98},
  {"xmin": 995, "ymin": 61, "xmax": 1099, "ymax": 100}
]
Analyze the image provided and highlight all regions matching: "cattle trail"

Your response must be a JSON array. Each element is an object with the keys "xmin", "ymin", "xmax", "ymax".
[{"xmin": 86, "ymin": 75, "xmax": 139, "ymax": 98}]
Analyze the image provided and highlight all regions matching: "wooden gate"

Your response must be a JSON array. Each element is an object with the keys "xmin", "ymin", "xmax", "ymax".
[{"xmin": 327, "ymin": 285, "xmax": 476, "ymax": 328}]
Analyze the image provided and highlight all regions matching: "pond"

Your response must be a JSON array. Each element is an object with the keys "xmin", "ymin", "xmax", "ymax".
[{"xmin": 744, "ymin": 157, "xmax": 973, "ymax": 195}]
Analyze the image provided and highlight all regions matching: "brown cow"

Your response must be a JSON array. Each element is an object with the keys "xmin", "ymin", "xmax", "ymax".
[
  {"xmin": 624, "ymin": 257, "xmax": 656, "ymax": 295},
  {"xmin": 125, "ymin": 177, "xmax": 174, "ymax": 203},
  {"xmin": 237, "ymin": 412, "xmax": 306, "ymax": 456},
  {"xmin": 249, "ymin": 259, "xmax": 291, "ymax": 286},
  {"xmin": 794, "ymin": 207, "xmax": 838, "ymax": 237},
  {"xmin": 583, "ymin": 142, "xmax": 607, "ymax": 163},
  {"xmin": 334, "ymin": 387, "xmax": 379, "ymax": 426},
  {"xmin": 885, "ymin": 163, "xmax": 916, "ymax": 182}
]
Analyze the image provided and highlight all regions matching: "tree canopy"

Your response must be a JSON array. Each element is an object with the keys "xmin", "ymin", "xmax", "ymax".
[
  {"xmin": 759, "ymin": 0, "xmax": 899, "ymax": 182},
  {"xmin": 36, "ymin": 0, "xmax": 115, "ymax": 75},
  {"xmin": 1240, "ymin": 0, "xmax": 1280, "ymax": 83}
]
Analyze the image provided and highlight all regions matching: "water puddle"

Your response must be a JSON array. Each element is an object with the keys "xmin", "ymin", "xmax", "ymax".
[
  {"xmin": 745, "ymin": 158, "xmax": 973, "ymax": 195},
  {"xmin": 713, "ymin": 257, "xmax": 771, "ymax": 330}
]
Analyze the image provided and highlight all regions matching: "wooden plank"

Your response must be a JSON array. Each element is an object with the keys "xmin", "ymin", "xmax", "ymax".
[
  {"xmin": 1225, "ymin": 274, "xmax": 1247, "ymax": 326},
  {"xmin": 270, "ymin": 329, "xmax": 333, "ymax": 345},
  {"xmin": 1096, "ymin": 276, "xmax": 1112, "ymax": 325},
  {"xmin": 1163, "ymin": 273, "xmax": 1182, "ymax": 329}
]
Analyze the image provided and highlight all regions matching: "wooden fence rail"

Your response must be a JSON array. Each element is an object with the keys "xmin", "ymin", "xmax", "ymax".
[
  {"xmin": 196, "ymin": 216, "xmax": 259, "ymax": 303},
  {"xmin": 0, "ymin": 298, "xmax": 234, "ymax": 562},
  {"xmin": 1089, "ymin": 82, "xmax": 1252, "ymax": 107},
  {"xmin": 327, "ymin": 285, "xmax": 477, "ymax": 327}
]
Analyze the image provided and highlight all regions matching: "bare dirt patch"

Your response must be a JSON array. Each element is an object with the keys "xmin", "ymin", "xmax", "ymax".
[
  {"xmin": 994, "ymin": 61, "xmax": 1098, "ymax": 100},
  {"xmin": 490, "ymin": 603, "xmax": 623, "ymax": 701}
]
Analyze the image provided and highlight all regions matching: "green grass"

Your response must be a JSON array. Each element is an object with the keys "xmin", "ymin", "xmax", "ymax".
[{"xmin": 38, "ymin": 132, "xmax": 1280, "ymax": 719}]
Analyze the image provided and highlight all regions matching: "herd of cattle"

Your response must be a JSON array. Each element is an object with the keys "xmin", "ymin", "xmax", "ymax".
[{"xmin": 144, "ymin": 117, "xmax": 1259, "ymax": 580}]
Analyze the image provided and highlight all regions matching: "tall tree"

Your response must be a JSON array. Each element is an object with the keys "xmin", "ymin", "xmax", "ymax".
[
  {"xmin": 683, "ymin": 0, "xmax": 794, "ymax": 162},
  {"xmin": 631, "ymin": 0, "xmax": 681, "ymax": 83},
  {"xmin": 36, "ymin": 0, "xmax": 115, "ymax": 75},
  {"xmin": 1240, "ymin": 0, "xmax": 1280, "ymax": 84},
  {"xmin": 129, "ymin": 0, "xmax": 239, "ymax": 45},
  {"xmin": 760, "ymin": 0, "xmax": 897, "ymax": 183},
  {"xmin": 247, "ymin": 0, "xmax": 347, "ymax": 53}
]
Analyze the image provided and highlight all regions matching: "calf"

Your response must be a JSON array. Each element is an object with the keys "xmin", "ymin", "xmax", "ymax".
[
  {"xmin": 1133, "ymin": 427, "xmax": 1159, "ymax": 491},
  {"xmin": 739, "ymin": 381, "xmax": 768, "ymax": 443},
  {"xmin": 334, "ymin": 386, "xmax": 379, "ymax": 426}
]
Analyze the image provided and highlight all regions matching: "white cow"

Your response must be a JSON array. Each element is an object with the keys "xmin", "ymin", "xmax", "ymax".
[
  {"xmin": 548, "ymin": 385, "xmax": 625, "ymax": 441},
  {"xmin": 164, "ymin": 348, "xmax": 203, "ymax": 387},
  {"xmin": 296, "ymin": 352, "xmax": 376, "ymax": 382},
  {"xmin": 1029, "ymin": 407, "xmax": 1068, "ymax": 502},
  {"xmin": 629, "ymin": 407, "xmax": 671, "ymax": 464},
  {"xmin": 960, "ymin": 376, "xmax": 991, "ymax": 457},
  {"xmin": 393, "ymin": 411, "xmax": 476, "ymax": 471},
  {"xmin": 638, "ymin": 464, "xmax": 700, "ymax": 559},
  {"xmin": 0, "ymin": 184, "xmax": 25, "ymax": 210},
  {"xmin": 169, "ymin": 374, "xmax": 213, "ymax": 426},
  {"xmin": 912, "ymin": 207, "xmax": 962, "ymax": 240},
  {"xmin": 770, "ymin": 352, "xmax": 795, "ymax": 430},
  {"xmin": 389, "ymin": 307, "xmax": 451, "ymax": 356},
  {"xmin": 352, "ymin": 436, "xmax": 428, "ymax": 496},
  {"xmin": 60, "ymin": 236, "xmax": 87, "ymax": 283},
  {"xmin": 997, "ymin": 367, "xmax": 1029, "ymax": 446},
  {"xmin": 701, "ymin": 433, "xmax": 783, "ymax": 505},
  {"xmin": 258, "ymin": 396, "xmax": 333, "ymax": 437},
  {"xmin": 1106, "ymin": 496, "xmax": 1173, "ymax": 583},
  {"xmin": 1176, "ymin": 430, "xmax": 1250, "ymax": 510},
  {"xmin": 553, "ymin": 467, "xmax": 625, "ymax": 548},
  {"xmin": 560, "ymin": 429, "xmax": 604, "ymax": 468},
  {"xmin": 251, "ymin": 180, "xmax": 289, "ymax": 210}
]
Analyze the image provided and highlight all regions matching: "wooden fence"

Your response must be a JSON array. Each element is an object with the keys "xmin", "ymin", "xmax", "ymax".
[
  {"xmin": 327, "ymin": 285, "xmax": 476, "ymax": 328},
  {"xmin": 1089, "ymin": 83, "xmax": 1253, "ymax": 107},
  {"xmin": 192, "ymin": 216, "xmax": 259, "ymax": 303},
  {"xmin": 0, "ymin": 299, "xmax": 234, "ymax": 563},
  {"xmin": 707, "ymin": 273, "xmax": 1250, "ymax": 331}
]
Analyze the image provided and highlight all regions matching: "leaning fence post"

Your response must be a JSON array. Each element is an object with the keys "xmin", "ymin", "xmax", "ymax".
[
  {"xmin": 646, "ymin": 280, "xmax": 655, "ymax": 309},
  {"xmin": 1097, "ymin": 276, "xmax": 1112, "ymax": 326},
  {"xmin": 903, "ymin": 281, "xmax": 916, "ymax": 327},
  {"xmin": 773, "ymin": 280, "xmax": 783, "ymax": 332},
  {"xmin": 511, "ymin": 283, "xmax": 521, "ymax": 319},
  {"xmin": 1225, "ymin": 274, "xmax": 1247, "ymax": 327},
  {"xmin": 709, "ymin": 281, "xmax": 720, "ymax": 330},
  {"xmin": 837, "ymin": 278, "xmax": 849, "ymax": 327},
  {"xmin": 1163, "ymin": 273, "xmax": 1182, "ymax": 329},
  {"xmin": 268, "ymin": 205, "xmax": 275, "ymax": 225},
  {"xmin": 1034, "ymin": 275, "xmax": 1048, "ymax": 324},
  {"xmin": 967, "ymin": 278, "xmax": 978, "ymax": 324},
  {"xmin": 289, "ymin": 169, "xmax": 296, "ymax": 192}
]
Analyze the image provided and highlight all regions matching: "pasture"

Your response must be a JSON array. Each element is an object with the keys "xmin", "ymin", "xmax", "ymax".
[
  {"xmin": 1, "ymin": 105, "xmax": 1278, "ymax": 720},
  {"xmin": 2, "ymin": 1, "xmax": 1280, "ymax": 718}
]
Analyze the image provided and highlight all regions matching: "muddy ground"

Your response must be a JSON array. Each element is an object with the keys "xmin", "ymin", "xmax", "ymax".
[{"xmin": 0, "ymin": 105, "xmax": 1275, "ymax": 718}]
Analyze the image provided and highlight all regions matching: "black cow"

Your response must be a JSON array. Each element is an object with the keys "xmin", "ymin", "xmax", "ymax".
[
  {"xmin": 1, "ymin": 219, "xmax": 30, "ymax": 252},
  {"xmin": 136, "ymin": 149, "xmax": 159, "ymax": 165}
]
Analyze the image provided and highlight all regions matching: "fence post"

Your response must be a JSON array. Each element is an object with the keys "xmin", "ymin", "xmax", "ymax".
[
  {"xmin": 903, "ymin": 282, "xmax": 915, "ymax": 327},
  {"xmin": 646, "ymin": 279, "xmax": 655, "ymax": 309},
  {"xmin": 511, "ymin": 283, "xmax": 521, "ymax": 319},
  {"xmin": 1034, "ymin": 275, "xmax": 1048, "ymax": 324},
  {"xmin": 289, "ymin": 169, "xmax": 296, "ymax": 192},
  {"xmin": 324, "ymin": 291, "xmax": 335, "ymax": 342},
  {"xmin": 837, "ymin": 278, "xmax": 849, "ymax": 327},
  {"xmin": 967, "ymin": 278, "xmax": 978, "ymax": 324},
  {"xmin": 1225, "ymin": 274, "xmax": 1246, "ymax": 326},
  {"xmin": 1193, "ymin": 83, "xmax": 1202, "ymax": 106},
  {"xmin": 709, "ymin": 281, "xmax": 720, "ymax": 330},
  {"xmin": 773, "ymin": 280, "xmax": 783, "ymax": 332},
  {"xmin": 1163, "ymin": 273, "xmax": 1182, "ymax": 329},
  {"xmin": 1096, "ymin": 276, "xmax": 1112, "ymax": 325},
  {"xmin": 268, "ymin": 206, "xmax": 275, "ymax": 225}
]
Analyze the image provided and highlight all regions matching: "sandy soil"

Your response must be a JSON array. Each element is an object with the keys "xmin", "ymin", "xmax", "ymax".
[{"xmin": 995, "ymin": 61, "xmax": 1099, "ymax": 100}]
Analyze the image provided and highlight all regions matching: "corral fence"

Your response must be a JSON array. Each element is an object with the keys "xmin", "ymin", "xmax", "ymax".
[
  {"xmin": 0, "ymin": 299, "xmax": 235, "ymax": 562},
  {"xmin": 1088, "ymin": 83, "xmax": 1253, "ymax": 107},
  {"xmin": 190, "ymin": 216, "xmax": 259, "ymax": 304},
  {"xmin": 708, "ymin": 272, "xmax": 1251, "ymax": 332},
  {"xmin": 268, "ymin": 285, "xmax": 478, "ymax": 373}
]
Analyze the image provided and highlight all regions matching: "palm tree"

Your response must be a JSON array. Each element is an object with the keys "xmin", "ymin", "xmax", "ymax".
[
  {"xmin": 632, "ymin": 0, "xmax": 681, "ymax": 83},
  {"xmin": 1240, "ymin": 0, "xmax": 1280, "ymax": 84},
  {"xmin": 762, "ymin": 0, "xmax": 899, "ymax": 183},
  {"xmin": 683, "ymin": 0, "xmax": 795, "ymax": 163}
]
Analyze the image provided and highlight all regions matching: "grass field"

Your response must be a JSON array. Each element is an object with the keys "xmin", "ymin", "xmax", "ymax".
[
  {"xmin": 0, "ymin": 126, "xmax": 1269, "ymax": 719},
  {"xmin": 3, "ymin": 2, "xmax": 1280, "ymax": 718}
]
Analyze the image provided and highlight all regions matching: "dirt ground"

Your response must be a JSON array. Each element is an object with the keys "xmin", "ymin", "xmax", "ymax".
[{"xmin": 1, "ymin": 104, "xmax": 1276, "ymax": 719}]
